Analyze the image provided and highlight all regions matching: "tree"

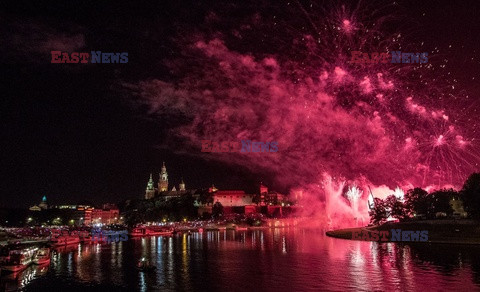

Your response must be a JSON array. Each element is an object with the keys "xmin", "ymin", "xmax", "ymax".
[
  {"xmin": 429, "ymin": 189, "xmax": 456, "ymax": 217},
  {"xmin": 273, "ymin": 195, "xmax": 279, "ymax": 206},
  {"xmin": 369, "ymin": 198, "xmax": 387, "ymax": 225},
  {"xmin": 461, "ymin": 173, "xmax": 480, "ymax": 218},
  {"xmin": 198, "ymin": 189, "xmax": 214, "ymax": 206},
  {"xmin": 212, "ymin": 202, "xmax": 224, "ymax": 219},
  {"xmin": 124, "ymin": 210, "xmax": 144, "ymax": 227},
  {"xmin": 178, "ymin": 193, "xmax": 197, "ymax": 220},
  {"xmin": 384, "ymin": 195, "xmax": 408, "ymax": 221},
  {"xmin": 404, "ymin": 188, "xmax": 429, "ymax": 217},
  {"xmin": 252, "ymin": 194, "xmax": 261, "ymax": 205}
]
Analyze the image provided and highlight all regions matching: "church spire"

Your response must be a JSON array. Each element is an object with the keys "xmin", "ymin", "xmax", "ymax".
[
  {"xmin": 146, "ymin": 173, "xmax": 154, "ymax": 190},
  {"xmin": 159, "ymin": 162, "xmax": 168, "ymax": 192},
  {"xmin": 179, "ymin": 177, "xmax": 186, "ymax": 191},
  {"xmin": 145, "ymin": 173, "xmax": 155, "ymax": 199}
]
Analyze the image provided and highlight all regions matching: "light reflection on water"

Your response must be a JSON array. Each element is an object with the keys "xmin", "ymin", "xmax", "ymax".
[{"xmin": 1, "ymin": 228, "xmax": 480, "ymax": 291}]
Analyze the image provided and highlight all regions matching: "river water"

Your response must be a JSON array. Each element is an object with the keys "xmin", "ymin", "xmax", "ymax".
[{"xmin": 2, "ymin": 228, "xmax": 480, "ymax": 291}]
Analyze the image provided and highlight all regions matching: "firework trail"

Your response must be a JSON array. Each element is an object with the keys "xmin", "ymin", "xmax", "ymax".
[{"xmin": 127, "ymin": 1, "xmax": 479, "ymax": 226}]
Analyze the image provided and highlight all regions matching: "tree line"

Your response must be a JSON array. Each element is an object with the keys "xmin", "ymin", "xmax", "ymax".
[{"xmin": 369, "ymin": 173, "xmax": 480, "ymax": 224}]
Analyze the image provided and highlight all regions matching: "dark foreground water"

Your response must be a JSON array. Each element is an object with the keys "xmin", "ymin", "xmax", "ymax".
[{"xmin": 2, "ymin": 228, "xmax": 480, "ymax": 291}]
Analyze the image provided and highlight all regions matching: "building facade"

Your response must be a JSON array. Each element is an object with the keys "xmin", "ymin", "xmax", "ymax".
[
  {"xmin": 213, "ymin": 190, "xmax": 253, "ymax": 206},
  {"xmin": 145, "ymin": 174, "xmax": 155, "ymax": 199},
  {"xmin": 29, "ymin": 196, "xmax": 49, "ymax": 211},
  {"xmin": 144, "ymin": 163, "xmax": 189, "ymax": 199},
  {"xmin": 91, "ymin": 207, "xmax": 119, "ymax": 225},
  {"xmin": 158, "ymin": 162, "xmax": 169, "ymax": 192}
]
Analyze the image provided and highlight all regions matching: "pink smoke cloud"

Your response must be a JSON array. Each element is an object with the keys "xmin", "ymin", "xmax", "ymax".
[{"xmin": 126, "ymin": 6, "xmax": 479, "ymax": 226}]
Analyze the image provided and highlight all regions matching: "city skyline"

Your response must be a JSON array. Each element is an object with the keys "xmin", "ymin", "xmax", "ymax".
[
  {"xmin": 1, "ymin": 1, "xmax": 480, "ymax": 291},
  {"xmin": 2, "ymin": 0, "xmax": 479, "ymax": 210}
]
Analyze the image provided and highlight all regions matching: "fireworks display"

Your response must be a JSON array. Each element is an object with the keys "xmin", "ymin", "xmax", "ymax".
[
  {"xmin": 129, "ymin": 1, "xmax": 479, "ymax": 226},
  {"xmin": 346, "ymin": 185, "xmax": 362, "ymax": 212}
]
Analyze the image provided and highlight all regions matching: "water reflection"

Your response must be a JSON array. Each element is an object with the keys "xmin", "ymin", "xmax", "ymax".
[
  {"xmin": 2, "ymin": 229, "xmax": 480, "ymax": 291},
  {"xmin": 0, "ymin": 262, "xmax": 49, "ymax": 291}
]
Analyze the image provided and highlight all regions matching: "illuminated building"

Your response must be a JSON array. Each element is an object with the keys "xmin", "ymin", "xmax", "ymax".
[
  {"xmin": 38, "ymin": 196, "xmax": 48, "ymax": 209},
  {"xmin": 260, "ymin": 183, "xmax": 268, "ymax": 195},
  {"xmin": 91, "ymin": 206, "xmax": 119, "ymax": 225},
  {"xmin": 73, "ymin": 207, "xmax": 93, "ymax": 225},
  {"xmin": 29, "ymin": 196, "xmax": 48, "ymax": 211},
  {"xmin": 145, "ymin": 173, "xmax": 155, "ymax": 199},
  {"xmin": 212, "ymin": 190, "xmax": 253, "ymax": 206},
  {"xmin": 179, "ymin": 178, "xmax": 186, "ymax": 191},
  {"xmin": 258, "ymin": 184, "xmax": 286, "ymax": 205},
  {"xmin": 208, "ymin": 184, "xmax": 218, "ymax": 193},
  {"xmin": 158, "ymin": 162, "xmax": 169, "ymax": 192},
  {"xmin": 203, "ymin": 183, "xmax": 286, "ymax": 207},
  {"xmin": 57, "ymin": 205, "xmax": 77, "ymax": 209},
  {"xmin": 263, "ymin": 191, "xmax": 285, "ymax": 205},
  {"xmin": 144, "ymin": 163, "xmax": 189, "ymax": 199},
  {"xmin": 29, "ymin": 205, "xmax": 41, "ymax": 211}
]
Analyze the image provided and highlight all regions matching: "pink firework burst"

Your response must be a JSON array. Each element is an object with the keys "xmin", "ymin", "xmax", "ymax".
[{"xmin": 128, "ymin": 1, "xmax": 479, "ymax": 224}]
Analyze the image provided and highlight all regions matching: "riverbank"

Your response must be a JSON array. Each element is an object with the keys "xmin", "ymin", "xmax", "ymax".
[
  {"xmin": 174, "ymin": 217, "xmax": 301, "ymax": 232},
  {"xmin": 326, "ymin": 220, "xmax": 480, "ymax": 244}
]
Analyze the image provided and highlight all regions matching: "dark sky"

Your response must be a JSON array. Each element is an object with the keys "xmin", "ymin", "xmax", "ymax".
[{"xmin": 1, "ymin": 0, "xmax": 479, "ymax": 208}]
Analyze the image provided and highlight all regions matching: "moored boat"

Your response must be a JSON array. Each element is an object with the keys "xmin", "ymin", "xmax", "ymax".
[
  {"xmin": 129, "ymin": 227, "xmax": 146, "ymax": 237},
  {"xmin": 50, "ymin": 235, "xmax": 80, "ymax": 246},
  {"xmin": 146, "ymin": 226, "xmax": 174, "ymax": 236},
  {"xmin": 0, "ymin": 246, "xmax": 37, "ymax": 273},
  {"xmin": 81, "ymin": 234, "xmax": 92, "ymax": 243},
  {"xmin": 227, "ymin": 225, "xmax": 248, "ymax": 231},
  {"xmin": 32, "ymin": 248, "xmax": 51, "ymax": 265},
  {"xmin": 129, "ymin": 226, "xmax": 173, "ymax": 237},
  {"xmin": 136, "ymin": 258, "xmax": 156, "ymax": 272}
]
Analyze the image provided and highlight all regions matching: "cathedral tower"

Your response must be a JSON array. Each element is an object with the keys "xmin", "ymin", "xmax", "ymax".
[
  {"xmin": 38, "ymin": 196, "xmax": 48, "ymax": 210},
  {"xmin": 158, "ymin": 162, "xmax": 169, "ymax": 192},
  {"xmin": 179, "ymin": 177, "xmax": 186, "ymax": 191},
  {"xmin": 145, "ymin": 173, "xmax": 155, "ymax": 199}
]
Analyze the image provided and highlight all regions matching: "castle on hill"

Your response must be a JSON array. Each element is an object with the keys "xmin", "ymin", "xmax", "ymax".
[{"xmin": 145, "ymin": 162, "xmax": 186, "ymax": 199}]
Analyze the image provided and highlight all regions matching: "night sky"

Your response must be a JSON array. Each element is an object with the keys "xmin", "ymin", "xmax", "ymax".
[{"xmin": 1, "ymin": 0, "xmax": 479, "ymax": 208}]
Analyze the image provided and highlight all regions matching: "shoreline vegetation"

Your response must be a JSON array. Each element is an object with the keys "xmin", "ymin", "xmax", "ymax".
[{"xmin": 326, "ymin": 220, "xmax": 480, "ymax": 244}]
